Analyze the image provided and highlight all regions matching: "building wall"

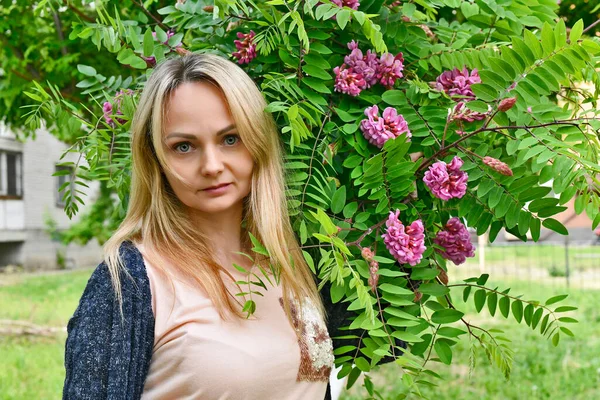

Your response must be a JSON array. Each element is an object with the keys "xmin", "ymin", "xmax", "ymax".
[{"xmin": 0, "ymin": 123, "xmax": 103, "ymax": 270}]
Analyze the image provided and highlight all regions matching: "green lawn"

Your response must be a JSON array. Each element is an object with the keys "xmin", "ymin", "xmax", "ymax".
[
  {"xmin": 0, "ymin": 268, "xmax": 598, "ymax": 399},
  {"xmin": 0, "ymin": 269, "xmax": 93, "ymax": 399}
]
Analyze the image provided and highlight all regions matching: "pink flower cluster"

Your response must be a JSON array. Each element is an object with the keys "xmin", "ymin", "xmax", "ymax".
[
  {"xmin": 433, "ymin": 217, "xmax": 475, "ymax": 265},
  {"xmin": 435, "ymin": 67, "xmax": 481, "ymax": 101},
  {"xmin": 423, "ymin": 156, "xmax": 468, "ymax": 201},
  {"xmin": 102, "ymin": 89, "xmax": 134, "ymax": 127},
  {"xmin": 333, "ymin": 41, "xmax": 404, "ymax": 97},
  {"xmin": 360, "ymin": 105, "xmax": 411, "ymax": 148},
  {"xmin": 332, "ymin": 0, "xmax": 360, "ymax": 10},
  {"xmin": 381, "ymin": 210, "xmax": 426, "ymax": 267},
  {"xmin": 232, "ymin": 31, "xmax": 257, "ymax": 64}
]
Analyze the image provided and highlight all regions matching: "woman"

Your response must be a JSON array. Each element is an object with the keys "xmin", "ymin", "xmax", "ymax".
[{"xmin": 63, "ymin": 53, "xmax": 401, "ymax": 400}]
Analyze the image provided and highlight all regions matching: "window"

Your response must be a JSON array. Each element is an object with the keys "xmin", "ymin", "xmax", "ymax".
[
  {"xmin": 56, "ymin": 165, "xmax": 74, "ymax": 207},
  {"xmin": 0, "ymin": 151, "xmax": 23, "ymax": 198}
]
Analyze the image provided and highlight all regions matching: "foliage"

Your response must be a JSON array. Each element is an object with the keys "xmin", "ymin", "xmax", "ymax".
[{"xmin": 19, "ymin": 0, "xmax": 600, "ymax": 397}]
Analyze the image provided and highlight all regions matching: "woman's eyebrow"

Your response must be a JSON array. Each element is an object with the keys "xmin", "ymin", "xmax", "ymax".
[{"xmin": 165, "ymin": 124, "xmax": 236, "ymax": 140}]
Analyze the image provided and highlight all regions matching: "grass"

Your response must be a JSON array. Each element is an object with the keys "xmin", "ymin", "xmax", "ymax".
[
  {"xmin": 0, "ymin": 268, "xmax": 599, "ymax": 399},
  {"xmin": 0, "ymin": 269, "xmax": 93, "ymax": 399}
]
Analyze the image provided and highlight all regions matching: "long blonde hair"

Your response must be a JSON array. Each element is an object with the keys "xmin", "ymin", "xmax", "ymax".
[{"xmin": 103, "ymin": 53, "xmax": 325, "ymax": 326}]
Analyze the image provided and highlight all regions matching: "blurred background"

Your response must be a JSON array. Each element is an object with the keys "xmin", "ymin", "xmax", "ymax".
[{"xmin": 1, "ymin": 0, "xmax": 599, "ymax": 399}]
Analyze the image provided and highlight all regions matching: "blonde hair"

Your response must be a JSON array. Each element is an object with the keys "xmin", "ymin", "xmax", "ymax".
[{"xmin": 103, "ymin": 53, "xmax": 325, "ymax": 327}]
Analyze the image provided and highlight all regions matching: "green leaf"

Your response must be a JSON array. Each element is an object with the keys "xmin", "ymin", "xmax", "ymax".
[
  {"xmin": 354, "ymin": 357, "xmax": 371, "ymax": 372},
  {"xmin": 570, "ymin": 19, "xmax": 584, "ymax": 44},
  {"xmin": 437, "ymin": 327, "xmax": 467, "ymax": 338},
  {"xmin": 419, "ymin": 283, "xmax": 450, "ymax": 296},
  {"xmin": 77, "ymin": 64, "xmax": 97, "ymax": 77},
  {"xmin": 463, "ymin": 286, "xmax": 472, "ymax": 302},
  {"xmin": 391, "ymin": 330, "xmax": 424, "ymax": 343},
  {"xmin": 541, "ymin": 22, "xmax": 555, "ymax": 55},
  {"xmin": 471, "ymin": 83, "xmax": 499, "ymax": 101},
  {"xmin": 434, "ymin": 339, "xmax": 452, "ymax": 364},
  {"xmin": 542, "ymin": 218, "xmax": 568, "ymax": 235},
  {"xmin": 545, "ymin": 294, "xmax": 568, "ymax": 306},
  {"xmin": 560, "ymin": 327, "xmax": 574, "ymax": 337},
  {"xmin": 552, "ymin": 332, "xmax": 560, "ymax": 347},
  {"xmin": 303, "ymin": 78, "xmax": 331, "ymax": 94},
  {"xmin": 554, "ymin": 306, "xmax": 577, "ymax": 312},
  {"xmin": 331, "ymin": 186, "xmax": 346, "ymax": 214},
  {"xmin": 474, "ymin": 289, "xmax": 486, "ymax": 313},
  {"xmin": 524, "ymin": 303, "xmax": 534, "ymax": 326},
  {"xmin": 487, "ymin": 292, "xmax": 498, "ymax": 317},
  {"xmin": 336, "ymin": 9, "xmax": 351, "ymax": 30},
  {"xmin": 411, "ymin": 268, "xmax": 440, "ymax": 280},
  {"xmin": 531, "ymin": 308, "xmax": 544, "ymax": 330},
  {"xmin": 381, "ymin": 90, "xmax": 406, "ymax": 106},
  {"xmin": 379, "ymin": 283, "xmax": 413, "ymax": 295},
  {"xmin": 540, "ymin": 314, "xmax": 550, "ymax": 334},
  {"xmin": 143, "ymin": 28, "xmax": 154, "ymax": 57},
  {"xmin": 342, "ymin": 202, "xmax": 358, "ymax": 219},
  {"xmin": 302, "ymin": 65, "xmax": 331, "ymax": 80},
  {"xmin": 431, "ymin": 309, "xmax": 465, "ymax": 324},
  {"xmin": 499, "ymin": 295, "xmax": 510, "ymax": 318},
  {"xmin": 511, "ymin": 300, "xmax": 523, "ymax": 323}
]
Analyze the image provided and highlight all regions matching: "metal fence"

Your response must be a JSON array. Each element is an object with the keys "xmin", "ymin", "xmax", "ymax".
[{"xmin": 448, "ymin": 236, "xmax": 600, "ymax": 289}]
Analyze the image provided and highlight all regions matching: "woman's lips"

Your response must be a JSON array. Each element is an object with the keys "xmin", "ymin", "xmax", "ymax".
[{"xmin": 202, "ymin": 183, "xmax": 231, "ymax": 194}]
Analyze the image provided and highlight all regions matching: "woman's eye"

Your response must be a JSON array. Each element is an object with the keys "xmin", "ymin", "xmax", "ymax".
[
  {"xmin": 174, "ymin": 142, "xmax": 192, "ymax": 153},
  {"xmin": 224, "ymin": 134, "xmax": 240, "ymax": 146}
]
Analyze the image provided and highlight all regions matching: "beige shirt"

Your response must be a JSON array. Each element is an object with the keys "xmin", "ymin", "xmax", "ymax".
[{"xmin": 138, "ymin": 244, "xmax": 333, "ymax": 400}]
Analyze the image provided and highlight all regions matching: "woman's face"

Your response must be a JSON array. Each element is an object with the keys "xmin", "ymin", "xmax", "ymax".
[{"xmin": 161, "ymin": 81, "xmax": 254, "ymax": 217}]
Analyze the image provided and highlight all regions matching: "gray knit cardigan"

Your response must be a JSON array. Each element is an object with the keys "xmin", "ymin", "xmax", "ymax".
[{"xmin": 63, "ymin": 241, "xmax": 405, "ymax": 399}]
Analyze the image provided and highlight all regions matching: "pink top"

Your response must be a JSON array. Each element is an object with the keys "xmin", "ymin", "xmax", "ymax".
[{"xmin": 138, "ymin": 244, "xmax": 333, "ymax": 400}]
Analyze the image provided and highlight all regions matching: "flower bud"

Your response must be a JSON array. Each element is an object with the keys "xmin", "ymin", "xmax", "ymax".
[
  {"xmin": 498, "ymin": 97, "xmax": 517, "ymax": 112},
  {"xmin": 439, "ymin": 270, "xmax": 449, "ymax": 285},
  {"xmin": 414, "ymin": 290, "xmax": 423, "ymax": 302},
  {"xmin": 483, "ymin": 156, "xmax": 513, "ymax": 176},
  {"xmin": 368, "ymin": 260, "xmax": 379, "ymax": 292},
  {"xmin": 175, "ymin": 47, "xmax": 191, "ymax": 56},
  {"xmin": 361, "ymin": 247, "xmax": 374, "ymax": 261}
]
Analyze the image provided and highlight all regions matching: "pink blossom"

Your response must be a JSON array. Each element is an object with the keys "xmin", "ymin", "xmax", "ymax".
[
  {"xmin": 435, "ymin": 67, "xmax": 481, "ymax": 101},
  {"xmin": 102, "ymin": 89, "xmax": 134, "ymax": 127},
  {"xmin": 344, "ymin": 41, "xmax": 380, "ymax": 87},
  {"xmin": 377, "ymin": 52, "xmax": 404, "ymax": 88},
  {"xmin": 451, "ymin": 102, "xmax": 487, "ymax": 123},
  {"xmin": 381, "ymin": 209, "xmax": 426, "ymax": 267},
  {"xmin": 360, "ymin": 105, "xmax": 411, "ymax": 148},
  {"xmin": 333, "ymin": 64, "xmax": 366, "ymax": 96},
  {"xmin": 232, "ymin": 31, "xmax": 257, "ymax": 64},
  {"xmin": 141, "ymin": 55, "xmax": 156, "ymax": 68},
  {"xmin": 332, "ymin": 0, "xmax": 360, "ymax": 9},
  {"xmin": 423, "ymin": 156, "xmax": 468, "ymax": 200},
  {"xmin": 102, "ymin": 102, "xmax": 114, "ymax": 127},
  {"xmin": 433, "ymin": 217, "xmax": 475, "ymax": 265}
]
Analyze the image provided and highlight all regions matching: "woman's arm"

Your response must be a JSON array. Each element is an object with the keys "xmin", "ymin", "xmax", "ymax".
[{"xmin": 63, "ymin": 243, "xmax": 154, "ymax": 400}]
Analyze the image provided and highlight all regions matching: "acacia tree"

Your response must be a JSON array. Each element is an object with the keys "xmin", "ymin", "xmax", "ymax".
[{"xmin": 23, "ymin": 0, "xmax": 600, "ymax": 397}]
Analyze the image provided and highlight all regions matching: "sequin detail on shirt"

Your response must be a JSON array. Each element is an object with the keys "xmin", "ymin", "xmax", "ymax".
[{"xmin": 279, "ymin": 297, "xmax": 334, "ymax": 382}]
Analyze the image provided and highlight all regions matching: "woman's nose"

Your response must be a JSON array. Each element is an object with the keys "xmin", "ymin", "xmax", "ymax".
[{"xmin": 199, "ymin": 146, "xmax": 225, "ymax": 176}]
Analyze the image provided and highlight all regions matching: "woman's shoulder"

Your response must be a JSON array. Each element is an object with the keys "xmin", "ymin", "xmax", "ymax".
[{"xmin": 81, "ymin": 240, "xmax": 150, "ymax": 306}]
